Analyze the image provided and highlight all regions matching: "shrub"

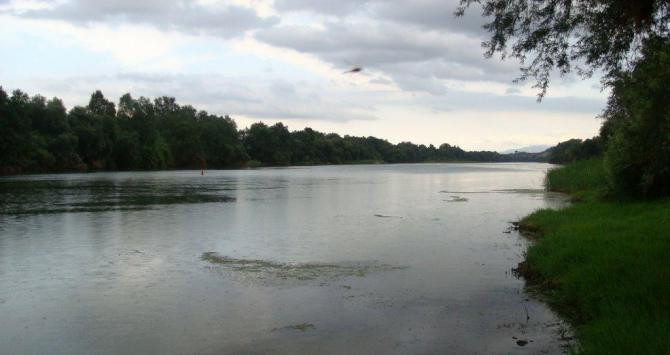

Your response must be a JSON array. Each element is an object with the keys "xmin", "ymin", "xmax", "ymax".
[{"xmin": 601, "ymin": 36, "xmax": 670, "ymax": 197}]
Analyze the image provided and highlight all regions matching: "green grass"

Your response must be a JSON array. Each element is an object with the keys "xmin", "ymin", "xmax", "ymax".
[
  {"xmin": 517, "ymin": 159, "xmax": 670, "ymax": 354},
  {"xmin": 545, "ymin": 158, "xmax": 607, "ymax": 195}
]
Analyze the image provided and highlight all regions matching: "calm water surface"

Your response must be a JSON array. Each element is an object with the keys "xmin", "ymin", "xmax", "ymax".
[{"xmin": 0, "ymin": 163, "xmax": 570, "ymax": 354}]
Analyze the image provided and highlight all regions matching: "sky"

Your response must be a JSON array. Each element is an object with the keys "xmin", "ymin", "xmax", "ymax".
[{"xmin": 0, "ymin": 0, "xmax": 608, "ymax": 151}]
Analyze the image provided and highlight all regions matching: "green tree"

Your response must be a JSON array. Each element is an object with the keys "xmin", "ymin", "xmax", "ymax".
[
  {"xmin": 88, "ymin": 90, "xmax": 116, "ymax": 116},
  {"xmin": 458, "ymin": 0, "xmax": 670, "ymax": 97},
  {"xmin": 199, "ymin": 113, "xmax": 246, "ymax": 167},
  {"xmin": 548, "ymin": 138, "xmax": 601, "ymax": 164},
  {"xmin": 602, "ymin": 37, "xmax": 670, "ymax": 196}
]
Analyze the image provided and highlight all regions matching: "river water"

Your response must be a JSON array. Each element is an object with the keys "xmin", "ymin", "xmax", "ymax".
[{"xmin": 0, "ymin": 163, "xmax": 570, "ymax": 354}]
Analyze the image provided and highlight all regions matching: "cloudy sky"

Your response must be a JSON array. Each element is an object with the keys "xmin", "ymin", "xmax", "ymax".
[{"xmin": 0, "ymin": 0, "xmax": 607, "ymax": 151}]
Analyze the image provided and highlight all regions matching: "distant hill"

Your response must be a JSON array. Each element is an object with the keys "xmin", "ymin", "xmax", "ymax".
[{"xmin": 500, "ymin": 144, "xmax": 552, "ymax": 154}]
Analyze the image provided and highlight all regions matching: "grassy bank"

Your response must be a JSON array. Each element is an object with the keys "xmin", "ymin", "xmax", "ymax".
[
  {"xmin": 545, "ymin": 158, "xmax": 606, "ymax": 194},
  {"xmin": 517, "ymin": 159, "xmax": 670, "ymax": 354}
]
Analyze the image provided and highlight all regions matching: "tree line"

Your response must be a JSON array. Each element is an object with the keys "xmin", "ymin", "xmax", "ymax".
[
  {"xmin": 541, "ymin": 36, "xmax": 670, "ymax": 197},
  {"xmin": 0, "ymin": 87, "xmax": 543, "ymax": 174},
  {"xmin": 546, "ymin": 137, "xmax": 602, "ymax": 165},
  {"xmin": 459, "ymin": 0, "xmax": 670, "ymax": 198}
]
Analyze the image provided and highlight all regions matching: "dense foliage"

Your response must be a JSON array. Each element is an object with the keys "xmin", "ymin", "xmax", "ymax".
[
  {"xmin": 546, "ymin": 39, "xmax": 670, "ymax": 198},
  {"xmin": 0, "ymin": 87, "xmax": 543, "ymax": 174},
  {"xmin": 461, "ymin": 1, "xmax": 670, "ymax": 197},
  {"xmin": 458, "ymin": 0, "xmax": 670, "ymax": 97},
  {"xmin": 599, "ymin": 37, "xmax": 670, "ymax": 197},
  {"xmin": 0, "ymin": 89, "xmax": 247, "ymax": 173},
  {"xmin": 547, "ymin": 137, "xmax": 602, "ymax": 164}
]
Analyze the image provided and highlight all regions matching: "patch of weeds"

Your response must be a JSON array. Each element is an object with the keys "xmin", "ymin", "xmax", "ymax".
[
  {"xmin": 272, "ymin": 323, "xmax": 315, "ymax": 332},
  {"xmin": 201, "ymin": 252, "xmax": 406, "ymax": 281}
]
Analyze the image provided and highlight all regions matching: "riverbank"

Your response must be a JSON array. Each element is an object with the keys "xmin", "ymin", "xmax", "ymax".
[
  {"xmin": 516, "ymin": 159, "xmax": 670, "ymax": 354},
  {"xmin": 0, "ymin": 160, "xmax": 546, "ymax": 176}
]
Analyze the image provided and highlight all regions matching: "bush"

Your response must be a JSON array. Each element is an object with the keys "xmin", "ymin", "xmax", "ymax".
[
  {"xmin": 548, "ymin": 137, "xmax": 602, "ymax": 164},
  {"xmin": 546, "ymin": 158, "xmax": 607, "ymax": 193},
  {"xmin": 601, "ymin": 36, "xmax": 670, "ymax": 197}
]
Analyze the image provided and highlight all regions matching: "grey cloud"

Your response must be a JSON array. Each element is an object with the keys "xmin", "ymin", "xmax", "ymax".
[
  {"xmin": 8, "ymin": 0, "xmax": 516, "ymax": 95},
  {"xmin": 421, "ymin": 90, "xmax": 606, "ymax": 114},
  {"xmin": 391, "ymin": 74, "xmax": 448, "ymax": 95},
  {"xmin": 256, "ymin": 22, "xmax": 475, "ymax": 66},
  {"xmin": 37, "ymin": 72, "xmax": 378, "ymax": 122},
  {"xmin": 274, "ymin": 0, "xmax": 367, "ymax": 16},
  {"xmin": 270, "ymin": 80, "xmax": 296, "ymax": 96},
  {"xmin": 380, "ymin": 57, "xmax": 517, "ymax": 85},
  {"xmin": 261, "ymin": 0, "xmax": 529, "ymax": 95},
  {"xmin": 10, "ymin": 0, "xmax": 277, "ymax": 38},
  {"xmin": 255, "ymin": 21, "xmax": 519, "ymax": 94},
  {"xmin": 115, "ymin": 72, "xmax": 263, "ymax": 104},
  {"xmin": 372, "ymin": 0, "xmax": 486, "ymax": 35},
  {"xmin": 275, "ymin": 0, "xmax": 486, "ymax": 35},
  {"xmin": 256, "ymin": 22, "xmax": 496, "ymax": 68},
  {"xmin": 369, "ymin": 77, "xmax": 392, "ymax": 85},
  {"xmin": 22, "ymin": 70, "xmax": 602, "ymax": 130}
]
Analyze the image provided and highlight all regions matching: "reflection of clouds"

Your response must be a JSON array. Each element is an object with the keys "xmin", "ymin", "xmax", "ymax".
[
  {"xmin": 0, "ymin": 164, "xmax": 573, "ymax": 353},
  {"xmin": 112, "ymin": 250, "xmax": 166, "ymax": 287}
]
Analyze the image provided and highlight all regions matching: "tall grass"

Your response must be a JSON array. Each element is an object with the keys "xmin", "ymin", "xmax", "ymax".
[
  {"xmin": 545, "ymin": 158, "xmax": 606, "ymax": 193},
  {"xmin": 518, "ymin": 159, "xmax": 670, "ymax": 354}
]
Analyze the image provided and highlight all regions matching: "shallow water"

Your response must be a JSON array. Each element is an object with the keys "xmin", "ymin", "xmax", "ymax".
[{"xmin": 0, "ymin": 163, "xmax": 570, "ymax": 354}]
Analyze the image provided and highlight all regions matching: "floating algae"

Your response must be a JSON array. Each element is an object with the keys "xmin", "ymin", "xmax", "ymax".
[
  {"xmin": 5, "ymin": 206, "xmax": 150, "ymax": 216},
  {"xmin": 0, "ymin": 177, "xmax": 238, "ymax": 216},
  {"xmin": 272, "ymin": 323, "xmax": 315, "ymax": 333},
  {"xmin": 201, "ymin": 252, "xmax": 406, "ymax": 281},
  {"xmin": 445, "ymin": 196, "xmax": 468, "ymax": 202},
  {"xmin": 1, "ymin": 193, "xmax": 234, "ymax": 216},
  {"xmin": 439, "ymin": 189, "xmax": 546, "ymax": 194},
  {"xmin": 63, "ymin": 194, "xmax": 235, "ymax": 207},
  {"xmin": 492, "ymin": 188, "xmax": 546, "ymax": 194}
]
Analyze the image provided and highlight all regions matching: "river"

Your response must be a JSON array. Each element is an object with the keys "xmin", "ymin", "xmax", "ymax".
[{"xmin": 0, "ymin": 163, "xmax": 570, "ymax": 354}]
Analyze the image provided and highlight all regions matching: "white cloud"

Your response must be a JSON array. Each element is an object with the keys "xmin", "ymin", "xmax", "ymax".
[
  {"xmin": 5, "ymin": 0, "xmax": 278, "ymax": 37},
  {"xmin": 0, "ymin": 0, "xmax": 608, "ymax": 149}
]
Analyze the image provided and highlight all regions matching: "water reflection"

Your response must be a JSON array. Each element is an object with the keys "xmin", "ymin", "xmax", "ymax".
[{"xmin": 0, "ymin": 164, "xmax": 570, "ymax": 354}]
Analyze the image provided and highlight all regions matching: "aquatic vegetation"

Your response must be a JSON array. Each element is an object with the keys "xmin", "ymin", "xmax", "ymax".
[
  {"xmin": 493, "ymin": 189, "xmax": 546, "ymax": 194},
  {"xmin": 64, "ymin": 194, "xmax": 235, "ymax": 207},
  {"xmin": 545, "ymin": 158, "xmax": 606, "ymax": 195},
  {"xmin": 0, "ymin": 179, "xmax": 235, "ymax": 215},
  {"xmin": 201, "ymin": 252, "xmax": 406, "ymax": 281},
  {"xmin": 272, "ymin": 323, "xmax": 315, "ymax": 332},
  {"xmin": 4, "ymin": 206, "xmax": 149, "ymax": 215},
  {"xmin": 445, "ymin": 196, "xmax": 468, "ymax": 202},
  {"xmin": 440, "ymin": 189, "xmax": 546, "ymax": 195}
]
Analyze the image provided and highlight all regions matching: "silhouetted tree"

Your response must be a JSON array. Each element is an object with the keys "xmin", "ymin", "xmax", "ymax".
[
  {"xmin": 458, "ymin": 0, "xmax": 670, "ymax": 97},
  {"xmin": 602, "ymin": 36, "xmax": 670, "ymax": 197},
  {"xmin": 0, "ymin": 88, "xmax": 549, "ymax": 174}
]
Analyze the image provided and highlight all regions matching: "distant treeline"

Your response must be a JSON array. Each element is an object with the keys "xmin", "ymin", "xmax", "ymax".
[
  {"xmin": 545, "ymin": 137, "xmax": 602, "ymax": 165},
  {"xmin": 0, "ymin": 87, "xmax": 545, "ymax": 174}
]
